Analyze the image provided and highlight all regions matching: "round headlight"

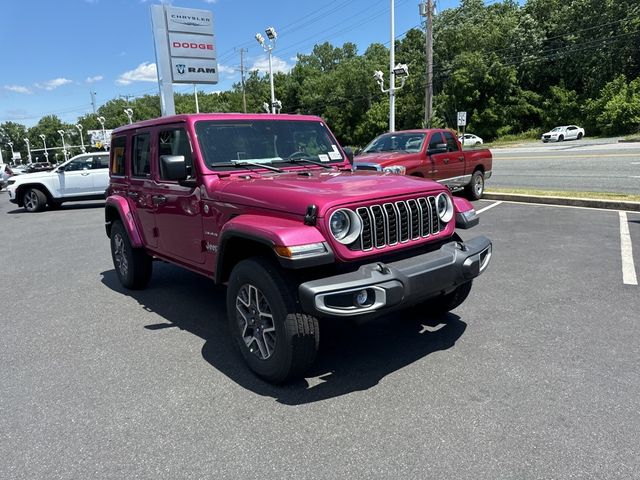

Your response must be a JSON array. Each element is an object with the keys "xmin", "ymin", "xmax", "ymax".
[
  {"xmin": 329, "ymin": 209, "xmax": 362, "ymax": 244},
  {"xmin": 436, "ymin": 193, "xmax": 454, "ymax": 223}
]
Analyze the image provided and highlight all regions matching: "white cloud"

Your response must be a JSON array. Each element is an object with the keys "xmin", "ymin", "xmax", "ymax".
[
  {"xmin": 35, "ymin": 78, "xmax": 72, "ymax": 90},
  {"xmin": 4, "ymin": 85, "xmax": 32, "ymax": 94},
  {"xmin": 116, "ymin": 62, "xmax": 157, "ymax": 85},
  {"xmin": 251, "ymin": 55, "xmax": 293, "ymax": 75},
  {"xmin": 86, "ymin": 75, "xmax": 104, "ymax": 84},
  {"xmin": 203, "ymin": 0, "xmax": 218, "ymax": 3}
]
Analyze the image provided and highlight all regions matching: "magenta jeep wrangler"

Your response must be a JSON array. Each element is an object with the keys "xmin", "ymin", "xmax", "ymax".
[{"xmin": 105, "ymin": 114, "xmax": 491, "ymax": 383}]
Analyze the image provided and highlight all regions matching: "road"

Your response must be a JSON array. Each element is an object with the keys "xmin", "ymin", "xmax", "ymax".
[
  {"xmin": 1, "ymin": 194, "xmax": 639, "ymax": 479},
  {"xmin": 489, "ymin": 138, "xmax": 640, "ymax": 194}
]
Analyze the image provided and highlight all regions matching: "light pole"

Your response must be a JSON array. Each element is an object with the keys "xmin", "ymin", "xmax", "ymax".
[
  {"xmin": 255, "ymin": 26, "xmax": 278, "ymax": 114},
  {"xmin": 374, "ymin": 63, "xmax": 409, "ymax": 132},
  {"xmin": 24, "ymin": 138, "xmax": 31, "ymax": 163},
  {"xmin": 373, "ymin": 0, "xmax": 410, "ymax": 132},
  {"xmin": 97, "ymin": 116, "xmax": 107, "ymax": 151},
  {"xmin": 39, "ymin": 134, "xmax": 49, "ymax": 163},
  {"xmin": 7, "ymin": 141, "xmax": 14, "ymax": 163},
  {"xmin": 75, "ymin": 124, "xmax": 86, "ymax": 153},
  {"xmin": 57, "ymin": 129, "xmax": 68, "ymax": 162},
  {"xmin": 124, "ymin": 108, "xmax": 134, "ymax": 124}
]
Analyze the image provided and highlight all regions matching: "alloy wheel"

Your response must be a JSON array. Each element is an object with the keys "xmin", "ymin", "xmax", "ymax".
[
  {"xmin": 236, "ymin": 284, "xmax": 276, "ymax": 360},
  {"xmin": 113, "ymin": 233, "xmax": 129, "ymax": 278}
]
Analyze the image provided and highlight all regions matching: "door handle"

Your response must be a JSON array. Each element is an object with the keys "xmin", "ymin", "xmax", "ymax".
[
  {"xmin": 152, "ymin": 194, "xmax": 167, "ymax": 205},
  {"xmin": 443, "ymin": 158, "xmax": 449, "ymax": 164},
  {"xmin": 81, "ymin": 172, "xmax": 90, "ymax": 176},
  {"xmin": 128, "ymin": 191, "xmax": 139, "ymax": 199},
  {"xmin": 458, "ymin": 157, "xmax": 464, "ymax": 161}
]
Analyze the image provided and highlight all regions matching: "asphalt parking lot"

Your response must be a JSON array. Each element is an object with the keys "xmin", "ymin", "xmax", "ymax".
[{"xmin": 1, "ymin": 193, "xmax": 639, "ymax": 479}]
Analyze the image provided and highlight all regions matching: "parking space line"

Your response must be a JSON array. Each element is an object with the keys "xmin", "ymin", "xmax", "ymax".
[
  {"xmin": 619, "ymin": 211, "xmax": 638, "ymax": 286},
  {"xmin": 477, "ymin": 201, "xmax": 503, "ymax": 214}
]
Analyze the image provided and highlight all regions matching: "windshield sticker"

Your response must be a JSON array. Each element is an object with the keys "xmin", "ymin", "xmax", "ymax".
[
  {"xmin": 328, "ymin": 151, "xmax": 341, "ymax": 160},
  {"xmin": 318, "ymin": 154, "xmax": 330, "ymax": 162}
]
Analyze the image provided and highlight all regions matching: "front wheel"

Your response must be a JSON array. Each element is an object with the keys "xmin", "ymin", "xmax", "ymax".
[
  {"xmin": 23, "ymin": 188, "xmax": 47, "ymax": 212},
  {"xmin": 110, "ymin": 220, "xmax": 152, "ymax": 289},
  {"xmin": 577, "ymin": 132, "xmax": 583, "ymax": 140},
  {"xmin": 558, "ymin": 135, "xmax": 564, "ymax": 141},
  {"xmin": 227, "ymin": 257, "xmax": 319, "ymax": 383},
  {"xmin": 465, "ymin": 170, "xmax": 485, "ymax": 200},
  {"xmin": 426, "ymin": 281, "xmax": 473, "ymax": 316}
]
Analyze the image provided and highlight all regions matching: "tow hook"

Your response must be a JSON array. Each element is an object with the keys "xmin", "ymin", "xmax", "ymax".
[{"xmin": 375, "ymin": 262, "xmax": 391, "ymax": 275}]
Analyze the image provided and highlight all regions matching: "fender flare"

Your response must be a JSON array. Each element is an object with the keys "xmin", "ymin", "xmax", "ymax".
[
  {"xmin": 104, "ymin": 195, "xmax": 144, "ymax": 248},
  {"xmin": 215, "ymin": 214, "xmax": 333, "ymax": 282}
]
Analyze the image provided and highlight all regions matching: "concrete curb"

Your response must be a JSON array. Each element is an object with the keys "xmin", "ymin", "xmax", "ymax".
[{"xmin": 483, "ymin": 192, "xmax": 640, "ymax": 212}]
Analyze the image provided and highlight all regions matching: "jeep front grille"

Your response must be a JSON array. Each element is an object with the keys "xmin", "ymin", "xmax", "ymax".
[{"xmin": 354, "ymin": 196, "xmax": 440, "ymax": 251}]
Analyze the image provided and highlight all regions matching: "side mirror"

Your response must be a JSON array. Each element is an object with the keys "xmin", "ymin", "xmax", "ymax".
[
  {"xmin": 427, "ymin": 143, "xmax": 448, "ymax": 155},
  {"xmin": 343, "ymin": 146, "xmax": 354, "ymax": 165},
  {"xmin": 160, "ymin": 155, "xmax": 187, "ymax": 181}
]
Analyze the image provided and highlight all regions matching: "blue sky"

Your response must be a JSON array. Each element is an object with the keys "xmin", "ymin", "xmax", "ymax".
[{"xmin": 1, "ymin": 0, "xmax": 463, "ymax": 126}]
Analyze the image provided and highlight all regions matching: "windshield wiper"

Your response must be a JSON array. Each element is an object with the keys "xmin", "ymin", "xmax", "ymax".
[
  {"xmin": 276, "ymin": 157, "xmax": 334, "ymax": 169},
  {"xmin": 211, "ymin": 160, "xmax": 282, "ymax": 173}
]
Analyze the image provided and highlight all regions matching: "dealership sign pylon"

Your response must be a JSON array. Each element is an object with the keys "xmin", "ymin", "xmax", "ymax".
[{"xmin": 151, "ymin": 5, "xmax": 218, "ymax": 116}]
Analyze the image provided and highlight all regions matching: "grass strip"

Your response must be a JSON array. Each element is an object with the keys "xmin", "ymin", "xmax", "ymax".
[{"xmin": 486, "ymin": 187, "xmax": 640, "ymax": 203}]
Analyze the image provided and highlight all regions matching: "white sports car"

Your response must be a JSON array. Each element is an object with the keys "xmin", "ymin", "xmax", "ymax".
[{"xmin": 541, "ymin": 125, "xmax": 585, "ymax": 142}]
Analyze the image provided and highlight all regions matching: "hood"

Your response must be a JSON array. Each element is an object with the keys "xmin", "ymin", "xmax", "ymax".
[
  {"xmin": 212, "ymin": 169, "xmax": 445, "ymax": 217},
  {"xmin": 12, "ymin": 170, "xmax": 57, "ymax": 183},
  {"xmin": 354, "ymin": 151, "xmax": 415, "ymax": 167}
]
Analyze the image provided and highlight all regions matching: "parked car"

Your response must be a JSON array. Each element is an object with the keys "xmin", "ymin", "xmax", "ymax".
[
  {"xmin": 6, "ymin": 152, "xmax": 110, "ymax": 211},
  {"xmin": 9, "ymin": 164, "xmax": 27, "ymax": 175},
  {"xmin": 24, "ymin": 162, "xmax": 55, "ymax": 173},
  {"xmin": 458, "ymin": 133, "xmax": 484, "ymax": 146},
  {"xmin": 541, "ymin": 125, "xmax": 585, "ymax": 142},
  {"xmin": 105, "ymin": 113, "xmax": 492, "ymax": 383},
  {"xmin": 1, "ymin": 164, "xmax": 14, "ymax": 190},
  {"xmin": 353, "ymin": 129, "xmax": 493, "ymax": 200}
]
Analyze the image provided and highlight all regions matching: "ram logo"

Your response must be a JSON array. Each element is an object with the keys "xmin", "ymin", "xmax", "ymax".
[{"xmin": 176, "ymin": 64, "xmax": 186, "ymax": 74}]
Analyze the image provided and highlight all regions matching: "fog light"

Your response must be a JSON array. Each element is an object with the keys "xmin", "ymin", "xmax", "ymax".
[{"xmin": 354, "ymin": 289, "xmax": 374, "ymax": 307}]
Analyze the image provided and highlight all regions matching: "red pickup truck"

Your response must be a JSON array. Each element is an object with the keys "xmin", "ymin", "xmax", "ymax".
[{"xmin": 354, "ymin": 129, "xmax": 492, "ymax": 200}]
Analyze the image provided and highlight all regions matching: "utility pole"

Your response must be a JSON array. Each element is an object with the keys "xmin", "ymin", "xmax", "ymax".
[
  {"xmin": 90, "ymin": 91, "xmax": 97, "ymax": 113},
  {"xmin": 238, "ymin": 48, "xmax": 248, "ymax": 113},
  {"xmin": 420, "ymin": 0, "xmax": 434, "ymax": 128},
  {"xmin": 119, "ymin": 94, "xmax": 134, "ymax": 103}
]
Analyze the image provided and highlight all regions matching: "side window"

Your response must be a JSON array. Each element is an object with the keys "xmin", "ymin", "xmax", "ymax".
[
  {"xmin": 111, "ymin": 136, "xmax": 126, "ymax": 176},
  {"xmin": 94, "ymin": 155, "xmax": 109, "ymax": 169},
  {"xmin": 158, "ymin": 128, "xmax": 193, "ymax": 181},
  {"xmin": 132, "ymin": 133, "xmax": 151, "ymax": 177},
  {"xmin": 428, "ymin": 132, "xmax": 444, "ymax": 149},
  {"xmin": 443, "ymin": 131, "xmax": 459, "ymax": 152},
  {"xmin": 66, "ymin": 157, "xmax": 89, "ymax": 171}
]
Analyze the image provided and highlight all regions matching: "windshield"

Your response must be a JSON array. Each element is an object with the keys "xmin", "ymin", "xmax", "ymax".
[
  {"xmin": 362, "ymin": 132, "xmax": 426, "ymax": 154},
  {"xmin": 195, "ymin": 119, "xmax": 344, "ymax": 168},
  {"xmin": 551, "ymin": 127, "xmax": 566, "ymax": 132}
]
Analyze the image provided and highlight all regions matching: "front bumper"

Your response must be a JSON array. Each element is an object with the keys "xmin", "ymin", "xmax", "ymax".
[{"xmin": 299, "ymin": 236, "xmax": 492, "ymax": 317}]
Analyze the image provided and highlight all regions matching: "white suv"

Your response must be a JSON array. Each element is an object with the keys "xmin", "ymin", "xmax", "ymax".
[{"xmin": 6, "ymin": 152, "xmax": 110, "ymax": 212}]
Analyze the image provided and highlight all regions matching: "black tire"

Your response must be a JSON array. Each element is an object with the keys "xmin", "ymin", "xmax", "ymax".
[
  {"xmin": 110, "ymin": 220, "xmax": 152, "ymax": 290},
  {"xmin": 22, "ymin": 187, "xmax": 47, "ymax": 212},
  {"xmin": 474, "ymin": 141, "xmax": 481, "ymax": 146},
  {"xmin": 577, "ymin": 132, "xmax": 583, "ymax": 140},
  {"xmin": 465, "ymin": 170, "xmax": 485, "ymax": 200},
  {"xmin": 227, "ymin": 257, "xmax": 319, "ymax": 383},
  {"xmin": 558, "ymin": 135, "xmax": 564, "ymax": 141},
  {"xmin": 427, "ymin": 281, "xmax": 473, "ymax": 315}
]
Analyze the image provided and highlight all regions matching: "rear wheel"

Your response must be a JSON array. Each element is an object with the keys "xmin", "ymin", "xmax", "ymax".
[
  {"xmin": 22, "ymin": 188, "xmax": 47, "ymax": 212},
  {"xmin": 465, "ymin": 170, "xmax": 485, "ymax": 200},
  {"xmin": 227, "ymin": 257, "xmax": 319, "ymax": 383},
  {"xmin": 110, "ymin": 220, "xmax": 152, "ymax": 289}
]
